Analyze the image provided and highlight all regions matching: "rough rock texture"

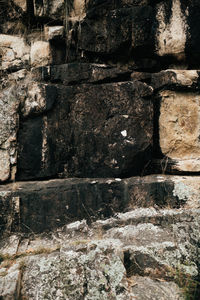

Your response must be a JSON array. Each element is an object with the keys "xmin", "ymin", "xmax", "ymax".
[
  {"xmin": 159, "ymin": 90, "xmax": 200, "ymax": 172},
  {"xmin": 1, "ymin": 0, "xmax": 200, "ymax": 299},
  {"xmin": 0, "ymin": 35, "xmax": 30, "ymax": 71},
  {"xmin": 151, "ymin": 69, "xmax": 200, "ymax": 173},
  {"xmin": 0, "ymin": 203, "xmax": 199, "ymax": 299},
  {"xmin": 66, "ymin": 0, "xmax": 200, "ymax": 68},
  {"xmin": 0, "ymin": 174, "xmax": 200, "ymax": 237},
  {"xmin": 17, "ymin": 79, "xmax": 153, "ymax": 179},
  {"xmin": 1, "ymin": 1, "xmax": 200, "ymax": 179},
  {"xmin": 0, "ymin": 64, "xmax": 153, "ymax": 180}
]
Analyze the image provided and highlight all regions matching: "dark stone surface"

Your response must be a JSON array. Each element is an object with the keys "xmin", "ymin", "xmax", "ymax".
[
  {"xmin": 0, "ymin": 178, "xmax": 125, "ymax": 235},
  {"xmin": 33, "ymin": 0, "xmax": 65, "ymax": 20},
  {"xmin": 151, "ymin": 70, "xmax": 200, "ymax": 91},
  {"xmin": 17, "ymin": 80, "xmax": 153, "ymax": 180},
  {"xmin": 64, "ymin": 0, "xmax": 200, "ymax": 70},
  {"xmin": 0, "ymin": 175, "xmax": 184, "ymax": 235},
  {"xmin": 67, "ymin": 5, "xmax": 154, "ymax": 64},
  {"xmin": 185, "ymin": 0, "xmax": 200, "ymax": 68},
  {"xmin": 31, "ymin": 63, "xmax": 132, "ymax": 84},
  {"xmin": 125, "ymin": 176, "xmax": 180, "ymax": 209},
  {"xmin": 86, "ymin": 0, "xmax": 152, "ymax": 12},
  {"xmin": 17, "ymin": 117, "xmax": 43, "ymax": 179}
]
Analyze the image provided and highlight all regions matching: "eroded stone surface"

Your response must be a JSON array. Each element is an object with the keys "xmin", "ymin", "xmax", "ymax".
[
  {"xmin": 155, "ymin": 0, "xmax": 188, "ymax": 59},
  {"xmin": 34, "ymin": 0, "xmax": 65, "ymax": 19},
  {"xmin": 159, "ymin": 90, "xmax": 200, "ymax": 172},
  {"xmin": 30, "ymin": 41, "xmax": 52, "ymax": 67},
  {"xmin": 151, "ymin": 70, "xmax": 200, "ymax": 90},
  {"xmin": 21, "ymin": 244, "xmax": 134, "ymax": 300},
  {"xmin": 0, "ymin": 175, "xmax": 200, "ymax": 236},
  {"xmin": 0, "ymin": 85, "xmax": 20, "ymax": 182},
  {"xmin": 44, "ymin": 25, "xmax": 64, "ymax": 40},
  {"xmin": 0, "ymin": 150, "xmax": 10, "ymax": 182},
  {"xmin": 0, "ymin": 35, "xmax": 30, "ymax": 71},
  {"xmin": 0, "ymin": 263, "xmax": 21, "ymax": 300},
  {"xmin": 131, "ymin": 276, "xmax": 184, "ymax": 300},
  {"xmin": 13, "ymin": 0, "xmax": 26, "ymax": 11},
  {"xmin": 31, "ymin": 63, "xmax": 132, "ymax": 84},
  {"xmin": 0, "ymin": 203, "xmax": 199, "ymax": 299},
  {"xmin": 16, "ymin": 80, "xmax": 153, "ymax": 179}
]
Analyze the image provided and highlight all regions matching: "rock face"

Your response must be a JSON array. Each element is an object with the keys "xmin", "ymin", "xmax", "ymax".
[
  {"xmin": 0, "ymin": 35, "xmax": 30, "ymax": 71},
  {"xmin": 16, "ymin": 79, "xmax": 153, "ymax": 179},
  {"xmin": 159, "ymin": 90, "xmax": 200, "ymax": 172},
  {"xmin": 0, "ymin": 200, "xmax": 199, "ymax": 299},
  {"xmin": 0, "ymin": 175, "xmax": 199, "ymax": 235},
  {"xmin": 0, "ymin": 0, "xmax": 200, "ymax": 299},
  {"xmin": 1, "ymin": 1, "xmax": 200, "ymax": 179}
]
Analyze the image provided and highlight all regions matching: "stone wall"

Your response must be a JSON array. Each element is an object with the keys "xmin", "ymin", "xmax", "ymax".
[
  {"xmin": 1, "ymin": 0, "xmax": 200, "ymax": 181},
  {"xmin": 0, "ymin": 1, "xmax": 200, "ymax": 299}
]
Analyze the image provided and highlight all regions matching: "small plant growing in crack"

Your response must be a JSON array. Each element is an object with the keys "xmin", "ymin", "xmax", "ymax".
[{"xmin": 167, "ymin": 266, "xmax": 200, "ymax": 300}]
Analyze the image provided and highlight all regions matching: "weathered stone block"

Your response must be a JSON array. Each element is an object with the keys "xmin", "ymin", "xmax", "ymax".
[
  {"xmin": 155, "ymin": 0, "xmax": 188, "ymax": 60},
  {"xmin": 34, "ymin": 0, "xmax": 65, "ymax": 19},
  {"xmin": 0, "ymin": 263, "xmax": 21, "ymax": 299},
  {"xmin": 20, "ymin": 82, "xmax": 57, "ymax": 117},
  {"xmin": 0, "ymin": 75, "xmax": 58, "ymax": 183},
  {"xmin": 30, "ymin": 41, "xmax": 52, "ymax": 67},
  {"xmin": 44, "ymin": 25, "xmax": 64, "ymax": 40},
  {"xmin": 13, "ymin": 0, "xmax": 26, "ymax": 11},
  {"xmin": 0, "ymin": 178, "xmax": 126, "ymax": 234},
  {"xmin": 0, "ymin": 85, "xmax": 20, "ymax": 182},
  {"xmin": 0, "ymin": 175, "xmax": 199, "ymax": 235},
  {"xmin": 16, "ymin": 80, "xmax": 153, "ymax": 179},
  {"xmin": 154, "ymin": 0, "xmax": 200, "ymax": 67},
  {"xmin": 20, "ymin": 243, "xmax": 133, "ymax": 300},
  {"xmin": 0, "ymin": 35, "xmax": 30, "ymax": 71},
  {"xmin": 0, "ymin": 150, "xmax": 10, "ymax": 182},
  {"xmin": 151, "ymin": 70, "xmax": 200, "ymax": 90},
  {"xmin": 64, "ymin": 0, "xmax": 200, "ymax": 68},
  {"xmin": 158, "ymin": 90, "xmax": 200, "ymax": 172},
  {"xmin": 31, "ymin": 63, "xmax": 132, "ymax": 84},
  {"xmin": 76, "ymin": 6, "xmax": 154, "ymax": 56}
]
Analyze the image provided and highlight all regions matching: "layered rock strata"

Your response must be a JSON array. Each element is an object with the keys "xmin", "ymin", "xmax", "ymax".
[{"xmin": 0, "ymin": 0, "xmax": 200, "ymax": 299}]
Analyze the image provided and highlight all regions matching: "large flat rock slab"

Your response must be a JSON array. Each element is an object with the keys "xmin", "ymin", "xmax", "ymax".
[
  {"xmin": 0, "ymin": 175, "xmax": 200, "ymax": 236},
  {"xmin": 0, "ymin": 69, "xmax": 153, "ymax": 182},
  {"xmin": 16, "ymin": 80, "xmax": 153, "ymax": 180}
]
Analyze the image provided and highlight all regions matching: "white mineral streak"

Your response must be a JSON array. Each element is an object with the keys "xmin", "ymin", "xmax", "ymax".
[{"xmin": 156, "ymin": 0, "xmax": 188, "ymax": 57}]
